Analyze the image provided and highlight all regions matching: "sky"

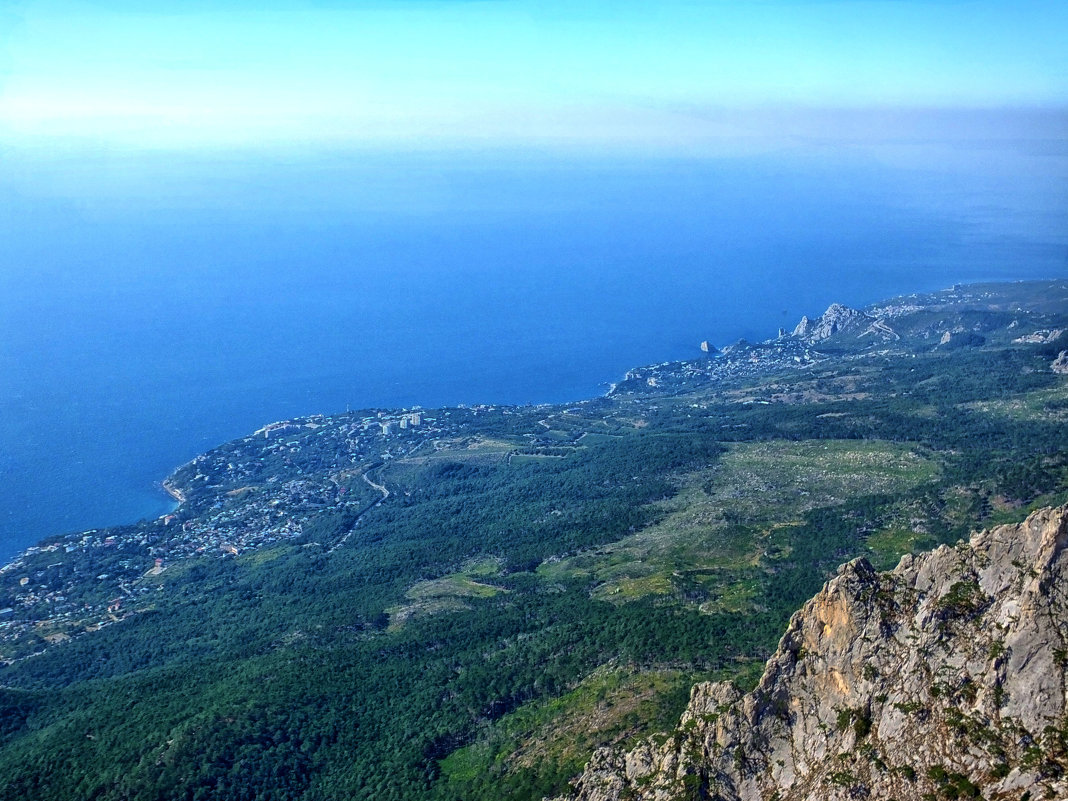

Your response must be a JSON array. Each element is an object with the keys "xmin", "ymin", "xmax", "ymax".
[{"xmin": 1, "ymin": 0, "xmax": 1066, "ymax": 149}]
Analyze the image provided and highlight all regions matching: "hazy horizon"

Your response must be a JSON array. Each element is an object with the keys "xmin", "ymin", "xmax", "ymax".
[{"xmin": 2, "ymin": 0, "xmax": 1066, "ymax": 150}]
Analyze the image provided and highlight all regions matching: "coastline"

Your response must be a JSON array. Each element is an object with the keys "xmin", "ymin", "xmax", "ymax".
[
  {"xmin": 161, "ymin": 480, "xmax": 186, "ymax": 505},
  {"xmin": 3, "ymin": 277, "xmax": 1064, "ymax": 574}
]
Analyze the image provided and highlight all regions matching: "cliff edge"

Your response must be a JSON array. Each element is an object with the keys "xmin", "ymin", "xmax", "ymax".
[{"xmin": 558, "ymin": 505, "xmax": 1068, "ymax": 801}]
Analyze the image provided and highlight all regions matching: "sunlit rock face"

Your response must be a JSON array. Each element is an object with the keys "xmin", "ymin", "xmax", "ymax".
[
  {"xmin": 1052, "ymin": 350, "xmax": 1068, "ymax": 374},
  {"xmin": 559, "ymin": 505, "xmax": 1068, "ymax": 801},
  {"xmin": 791, "ymin": 303, "xmax": 873, "ymax": 343}
]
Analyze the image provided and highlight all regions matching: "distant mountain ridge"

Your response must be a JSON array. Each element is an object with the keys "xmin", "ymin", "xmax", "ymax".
[{"xmin": 558, "ymin": 505, "xmax": 1068, "ymax": 801}]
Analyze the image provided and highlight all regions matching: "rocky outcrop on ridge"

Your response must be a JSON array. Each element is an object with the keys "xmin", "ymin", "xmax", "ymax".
[
  {"xmin": 859, "ymin": 318, "xmax": 900, "ymax": 341},
  {"xmin": 557, "ymin": 505, "xmax": 1068, "ymax": 801},
  {"xmin": 1013, "ymin": 329, "xmax": 1064, "ymax": 345},
  {"xmin": 791, "ymin": 303, "xmax": 874, "ymax": 343},
  {"xmin": 1053, "ymin": 350, "xmax": 1068, "ymax": 375}
]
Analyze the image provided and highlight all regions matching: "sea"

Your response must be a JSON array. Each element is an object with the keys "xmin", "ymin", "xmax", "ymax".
[{"xmin": 2, "ymin": 131, "xmax": 1067, "ymax": 562}]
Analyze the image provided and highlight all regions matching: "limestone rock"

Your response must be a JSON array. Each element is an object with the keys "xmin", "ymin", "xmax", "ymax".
[
  {"xmin": 791, "ymin": 316, "xmax": 814, "ymax": 339},
  {"xmin": 939, "ymin": 331, "xmax": 986, "ymax": 349},
  {"xmin": 1013, "ymin": 328, "xmax": 1064, "ymax": 345},
  {"xmin": 557, "ymin": 506, "xmax": 1068, "ymax": 801},
  {"xmin": 791, "ymin": 304, "xmax": 873, "ymax": 343},
  {"xmin": 1053, "ymin": 350, "xmax": 1068, "ymax": 374},
  {"xmin": 859, "ymin": 319, "xmax": 899, "ymax": 341}
]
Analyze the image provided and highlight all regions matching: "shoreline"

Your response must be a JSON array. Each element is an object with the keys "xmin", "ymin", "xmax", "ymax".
[
  {"xmin": 2, "ymin": 277, "xmax": 1063, "ymax": 574},
  {"xmin": 161, "ymin": 480, "xmax": 187, "ymax": 505}
]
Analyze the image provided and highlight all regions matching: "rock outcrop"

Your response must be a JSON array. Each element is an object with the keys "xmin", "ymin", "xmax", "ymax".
[
  {"xmin": 1053, "ymin": 350, "xmax": 1068, "ymax": 375},
  {"xmin": 1013, "ymin": 329, "xmax": 1064, "ymax": 345},
  {"xmin": 558, "ymin": 506, "xmax": 1068, "ymax": 801},
  {"xmin": 791, "ymin": 304, "xmax": 874, "ymax": 343},
  {"xmin": 938, "ymin": 331, "xmax": 987, "ymax": 350},
  {"xmin": 859, "ymin": 319, "xmax": 899, "ymax": 341}
]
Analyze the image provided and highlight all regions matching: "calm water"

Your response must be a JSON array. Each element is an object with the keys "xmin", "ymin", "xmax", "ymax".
[{"xmin": 2, "ymin": 138, "xmax": 1066, "ymax": 561}]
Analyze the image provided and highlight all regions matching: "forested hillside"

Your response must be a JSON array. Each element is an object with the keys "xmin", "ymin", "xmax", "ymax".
[{"xmin": 1, "ymin": 281, "xmax": 1066, "ymax": 801}]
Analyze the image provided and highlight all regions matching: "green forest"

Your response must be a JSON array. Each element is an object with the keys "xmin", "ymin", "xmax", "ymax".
[{"xmin": 1, "ymin": 281, "xmax": 1067, "ymax": 800}]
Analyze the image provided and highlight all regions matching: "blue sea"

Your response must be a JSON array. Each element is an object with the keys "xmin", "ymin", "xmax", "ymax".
[{"xmin": 2, "ymin": 133, "xmax": 1067, "ymax": 562}]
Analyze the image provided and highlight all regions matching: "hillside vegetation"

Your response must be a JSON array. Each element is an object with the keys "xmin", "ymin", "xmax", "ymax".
[
  {"xmin": 559, "ymin": 505, "xmax": 1068, "ymax": 801},
  {"xmin": 0, "ymin": 280, "xmax": 1066, "ymax": 801}
]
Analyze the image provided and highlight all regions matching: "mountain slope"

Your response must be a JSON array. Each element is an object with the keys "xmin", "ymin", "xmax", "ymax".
[
  {"xmin": 560, "ymin": 505, "xmax": 1068, "ymax": 801},
  {"xmin": 1, "ymin": 280, "xmax": 1065, "ymax": 800}
]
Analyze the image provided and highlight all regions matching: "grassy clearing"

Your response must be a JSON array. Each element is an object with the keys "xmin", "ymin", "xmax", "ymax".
[
  {"xmin": 461, "ymin": 556, "xmax": 506, "ymax": 577},
  {"xmin": 576, "ymin": 433, "xmax": 625, "ymax": 445},
  {"xmin": 405, "ymin": 575, "xmax": 504, "ymax": 601},
  {"xmin": 710, "ymin": 440, "xmax": 938, "ymax": 521},
  {"xmin": 438, "ymin": 665, "xmax": 695, "ymax": 793},
  {"xmin": 960, "ymin": 379, "xmax": 1068, "ymax": 422},
  {"xmin": 723, "ymin": 379, "xmax": 871, "ymax": 405},
  {"xmin": 542, "ymin": 439, "xmax": 938, "ymax": 606},
  {"xmin": 388, "ymin": 558, "xmax": 507, "ymax": 628},
  {"xmin": 865, "ymin": 528, "xmax": 937, "ymax": 571},
  {"xmin": 386, "ymin": 597, "xmax": 472, "ymax": 629},
  {"xmin": 596, "ymin": 573, "xmax": 675, "ymax": 601},
  {"xmin": 404, "ymin": 435, "xmax": 521, "ymax": 461},
  {"xmin": 698, "ymin": 575, "xmax": 762, "ymax": 614},
  {"xmin": 510, "ymin": 453, "xmax": 567, "ymax": 463},
  {"xmin": 235, "ymin": 545, "xmax": 289, "ymax": 567}
]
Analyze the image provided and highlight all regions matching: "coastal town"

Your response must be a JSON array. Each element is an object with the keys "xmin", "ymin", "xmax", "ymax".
[
  {"xmin": 4, "ymin": 281, "xmax": 1066, "ymax": 664},
  {"xmin": 0, "ymin": 402, "xmax": 589, "ymax": 661},
  {"xmin": 609, "ymin": 335, "xmax": 825, "ymax": 397}
]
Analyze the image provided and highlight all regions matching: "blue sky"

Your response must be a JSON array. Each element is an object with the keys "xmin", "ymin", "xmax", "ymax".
[{"xmin": 1, "ymin": 0, "xmax": 1066, "ymax": 148}]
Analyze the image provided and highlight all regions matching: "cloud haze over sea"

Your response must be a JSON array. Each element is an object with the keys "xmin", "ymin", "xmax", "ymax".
[{"xmin": 1, "ymin": 0, "xmax": 1066, "ymax": 148}]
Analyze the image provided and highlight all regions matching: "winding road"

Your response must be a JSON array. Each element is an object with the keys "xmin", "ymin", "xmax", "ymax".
[{"xmin": 326, "ymin": 464, "xmax": 389, "ymax": 554}]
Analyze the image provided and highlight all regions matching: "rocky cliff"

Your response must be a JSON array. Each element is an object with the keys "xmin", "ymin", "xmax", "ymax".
[
  {"xmin": 791, "ymin": 303, "xmax": 873, "ymax": 342},
  {"xmin": 558, "ymin": 506, "xmax": 1068, "ymax": 801}
]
